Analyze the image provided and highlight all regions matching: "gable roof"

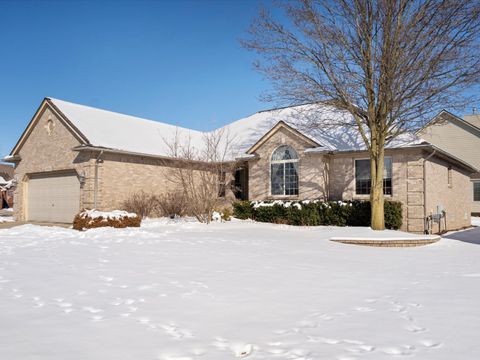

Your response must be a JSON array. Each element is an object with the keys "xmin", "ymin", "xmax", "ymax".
[
  {"xmin": 48, "ymin": 98, "xmax": 205, "ymax": 158},
  {"xmin": 9, "ymin": 97, "xmax": 426, "ymax": 161},
  {"xmin": 420, "ymin": 109, "xmax": 480, "ymax": 136}
]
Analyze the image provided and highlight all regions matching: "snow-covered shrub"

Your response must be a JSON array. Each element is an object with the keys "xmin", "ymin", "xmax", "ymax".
[
  {"xmin": 73, "ymin": 210, "xmax": 141, "ymax": 230},
  {"xmin": 157, "ymin": 190, "xmax": 188, "ymax": 219},
  {"xmin": 232, "ymin": 200, "xmax": 403, "ymax": 229},
  {"xmin": 211, "ymin": 208, "xmax": 232, "ymax": 222},
  {"xmin": 121, "ymin": 191, "xmax": 159, "ymax": 218}
]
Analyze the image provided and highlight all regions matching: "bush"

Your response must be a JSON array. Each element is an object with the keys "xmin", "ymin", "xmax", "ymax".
[
  {"xmin": 157, "ymin": 191, "xmax": 188, "ymax": 218},
  {"xmin": 121, "ymin": 191, "xmax": 159, "ymax": 218},
  {"xmin": 384, "ymin": 201, "xmax": 403, "ymax": 230},
  {"xmin": 73, "ymin": 210, "xmax": 141, "ymax": 230},
  {"xmin": 232, "ymin": 201, "xmax": 254, "ymax": 220},
  {"xmin": 232, "ymin": 200, "xmax": 403, "ymax": 229}
]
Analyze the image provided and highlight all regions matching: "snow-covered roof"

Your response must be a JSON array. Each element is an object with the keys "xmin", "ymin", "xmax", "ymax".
[
  {"xmin": 49, "ymin": 98, "xmax": 205, "ymax": 158},
  {"xmin": 219, "ymin": 104, "xmax": 425, "ymax": 155},
  {"xmin": 47, "ymin": 98, "xmax": 425, "ymax": 160}
]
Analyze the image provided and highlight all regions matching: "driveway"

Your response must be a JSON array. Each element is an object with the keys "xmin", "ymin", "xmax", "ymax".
[{"xmin": 444, "ymin": 226, "xmax": 480, "ymax": 244}]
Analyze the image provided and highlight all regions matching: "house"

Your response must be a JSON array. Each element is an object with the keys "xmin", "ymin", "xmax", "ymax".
[
  {"xmin": 418, "ymin": 110, "xmax": 480, "ymax": 216},
  {"xmin": 0, "ymin": 164, "xmax": 15, "ymax": 208},
  {"xmin": 3, "ymin": 97, "xmax": 476, "ymax": 232}
]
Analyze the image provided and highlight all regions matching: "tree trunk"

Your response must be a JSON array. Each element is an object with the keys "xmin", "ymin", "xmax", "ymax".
[{"xmin": 370, "ymin": 148, "xmax": 385, "ymax": 230}]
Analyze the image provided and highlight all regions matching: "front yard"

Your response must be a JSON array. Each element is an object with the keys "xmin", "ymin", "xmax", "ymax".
[{"xmin": 0, "ymin": 219, "xmax": 479, "ymax": 359}]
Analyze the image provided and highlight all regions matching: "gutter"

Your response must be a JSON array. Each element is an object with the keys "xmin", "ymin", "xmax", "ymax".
[
  {"xmin": 94, "ymin": 150, "xmax": 104, "ymax": 209},
  {"xmin": 423, "ymin": 149, "xmax": 437, "ymax": 234},
  {"xmin": 1, "ymin": 155, "xmax": 21, "ymax": 163},
  {"xmin": 72, "ymin": 145, "xmax": 237, "ymax": 165}
]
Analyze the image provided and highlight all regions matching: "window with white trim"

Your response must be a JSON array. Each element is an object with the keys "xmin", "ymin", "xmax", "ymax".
[
  {"xmin": 271, "ymin": 145, "xmax": 299, "ymax": 196},
  {"xmin": 355, "ymin": 157, "xmax": 392, "ymax": 195}
]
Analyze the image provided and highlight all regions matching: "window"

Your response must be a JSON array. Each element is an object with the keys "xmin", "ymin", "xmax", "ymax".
[
  {"xmin": 474, "ymin": 182, "xmax": 480, "ymax": 202},
  {"xmin": 355, "ymin": 158, "xmax": 392, "ymax": 195},
  {"xmin": 271, "ymin": 145, "xmax": 299, "ymax": 196}
]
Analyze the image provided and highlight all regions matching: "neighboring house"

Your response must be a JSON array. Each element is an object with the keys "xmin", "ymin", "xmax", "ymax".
[
  {"xmin": 418, "ymin": 111, "xmax": 480, "ymax": 215},
  {"xmin": 0, "ymin": 163, "xmax": 14, "ymax": 181},
  {"xmin": 3, "ymin": 98, "xmax": 476, "ymax": 232},
  {"xmin": 0, "ymin": 164, "xmax": 15, "ymax": 208}
]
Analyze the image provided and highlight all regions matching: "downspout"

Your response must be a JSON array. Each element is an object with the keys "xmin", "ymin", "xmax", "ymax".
[
  {"xmin": 94, "ymin": 150, "xmax": 104, "ymax": 209},
  {"xmin": 423, "ymin": 149, "xmax": 436, "ymax": 233}
]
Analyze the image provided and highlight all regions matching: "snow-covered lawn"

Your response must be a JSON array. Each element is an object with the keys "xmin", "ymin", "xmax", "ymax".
[
  {"xmin": 1, "ymin": 219, "xmax": 479, "ymax": 360},
  {"xmin": 472, "ymin": 217, "xmax": 480, "ymax": 227}
]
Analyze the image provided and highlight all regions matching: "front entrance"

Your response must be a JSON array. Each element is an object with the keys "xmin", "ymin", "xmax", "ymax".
[{"xmin": 234, "ymin": 167, "xmax": 249, "ymax": 200}]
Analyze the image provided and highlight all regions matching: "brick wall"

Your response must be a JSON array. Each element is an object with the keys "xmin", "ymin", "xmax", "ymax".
[
  {"xmin": 425, "ymin": 156, "xmax": 471, "ymax": 230},
  {"xmin": 248, "ymin": 126, "xmax": 328, "ymax": 201},
  {"xmin": 12, "ymin": 105, "xmax": 95, "ymax": 221}
]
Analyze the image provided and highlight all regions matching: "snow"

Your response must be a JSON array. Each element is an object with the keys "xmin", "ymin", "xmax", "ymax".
[
  {"xmin": 79, "ymin": 209, "xmax": 138, "ymax": 220},
  {"xmin": 48, "ymin": 98, "xmax": 205, "ymax": 159},
  {"xmin": 47, "ymin": 98, "xmax": 426, "ymax": 160},
  {"xmin": 0, "ymin": 219, "xmax": 479, "ymax": 359},
  {"xmin": 0, "ymin": 176, "xmax": 14, "ymax": 190},
  {"xmin": 0, "ymin": 215, "xmax": 13, "ymax": 222},
  {"xmin": 472, "ymin": 217, "xmax": 480, "ymax": 227},
  {"xmin": 330, "ymin": 227, "xmax": 440, "ymax": 242}
]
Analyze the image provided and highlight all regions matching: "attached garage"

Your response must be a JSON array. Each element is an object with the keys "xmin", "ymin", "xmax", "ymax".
[{"xmin": 26, "ymin": 172, "xmax": 80, "ymax": 223}]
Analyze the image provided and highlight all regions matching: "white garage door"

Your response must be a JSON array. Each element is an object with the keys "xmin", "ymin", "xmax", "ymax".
[{"xmin": 27, "ymin": 172, "xmax": 80, "ymax": 223}]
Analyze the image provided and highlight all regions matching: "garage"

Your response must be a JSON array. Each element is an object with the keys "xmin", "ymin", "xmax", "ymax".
[{"xmin": 27, "ymin": 172, "xmax": 80, "ymax": 223}]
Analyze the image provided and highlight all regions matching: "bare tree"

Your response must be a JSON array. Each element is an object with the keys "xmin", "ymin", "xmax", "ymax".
[
  {"xmin": 243, "ymin": 0, "xmax": 480, "ymax": 230},
  {"xmin": 163, "ymin": 128, "xmax": 237, "ymax": 224}
]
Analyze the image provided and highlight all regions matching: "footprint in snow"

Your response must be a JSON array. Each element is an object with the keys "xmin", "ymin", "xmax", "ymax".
[
  {"xmin": 381, "ymin": 345, "xmax": 415, "ymax": 356},
  {"xmin": 420, "ymin": 340, "xmax": 443, "ymax": 349},
  {"xmin": 408, "ymin": 302, "xmax": 422, "ymax": 308},
  {"xmin": 346, "ymin": 345, "xmax": 375, "ymax": 353},
  {"xmin": 82, "ymin": 306, "xmax": 103, "ymax": 313},
  {"xmin": 308, "ymin": 337, "xmax": 341, "ymax": 345},
  {"xmin": 353, "ymin": 306, "xmax": 375, "ymax": 312},
  {"xmin": 231, "ymin": 343, "xmax": 254, "ymax": 358},
  {"xmin": 405, "ymin": 324, "xmax": 427, "ymax": 333}
]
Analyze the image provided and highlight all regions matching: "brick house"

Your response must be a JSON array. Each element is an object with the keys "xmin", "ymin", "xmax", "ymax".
[
  {"xmin": 418, "ymin": 110, "xmax": 480, "ymax": 215},
  {"xmin": 3, "ymin": 97, "xmax": 477, "ymax": 232},
  {"xmin": 0, "ymin": 164, "xmax": 15, "ymax": 208}
]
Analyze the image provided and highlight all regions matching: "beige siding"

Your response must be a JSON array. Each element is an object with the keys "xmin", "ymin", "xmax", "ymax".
[
  {"xmin": 419, "ymin": 118, "xmax": 480, "ymax": 170},
  {"xmin": 13, "ymin": 105, "xmax": 95, "ymax": 221}
]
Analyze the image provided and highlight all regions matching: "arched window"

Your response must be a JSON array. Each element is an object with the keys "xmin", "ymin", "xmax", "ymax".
[{"xmin": 271, "ymin": 145, "xmax": 299, "ymax": 196}]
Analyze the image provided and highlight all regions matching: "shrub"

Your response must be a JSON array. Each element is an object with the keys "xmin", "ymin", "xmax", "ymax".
[
  {"xmin": 384, "ymin": 201, "xmax": 403, "ymax": 230},
  {"xmin": 232, "ymin": 199, "xmax": 403, "ymax": 229},
  {"xmin": 73, "ymin": 210, "xmax": 141, "ymax": 230},
  {"xmin": 121, "ymin": 191, "xmax": 159, "ymax": 218},
  {"xmin": 220, "ymin": 207, "xmax": 233, "ymax": 221},
  {"xmin": 157, "ymin": 191, "xmax": 188, "ymax": 218},
  {"xmin": 232, "ymin": 201, "xmax": 254, "ymax": 220}
]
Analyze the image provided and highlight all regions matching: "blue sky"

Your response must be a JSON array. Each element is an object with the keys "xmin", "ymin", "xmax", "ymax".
[{"xmin": 0, "ymin": 0, "xmax": 272, "ymax": 157}]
